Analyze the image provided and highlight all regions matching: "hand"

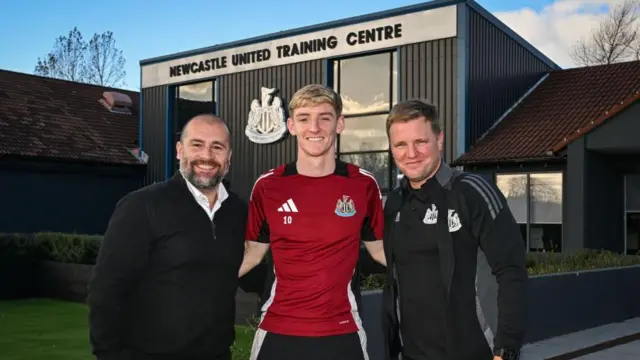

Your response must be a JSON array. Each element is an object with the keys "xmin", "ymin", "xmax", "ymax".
[{"xmin": 493, "ymin": 356, "xmax": 502, "ymax": 360}]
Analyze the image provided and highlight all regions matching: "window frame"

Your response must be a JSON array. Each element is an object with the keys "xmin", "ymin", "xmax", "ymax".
[
  {"xmin": 494, "ymin": 170, "xmax": 565, "ymax": 252},
  {"xmin": 330, "ymin": 50, "xmax": 399, "ymax": 193}
]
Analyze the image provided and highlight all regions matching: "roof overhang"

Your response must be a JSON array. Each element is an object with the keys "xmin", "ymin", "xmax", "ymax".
[
  {"xmin": 551, "ymin": 90, "xmax": 640, "ymax": 153},
  {"xmin": 451, "ymin": 155, "xmax": 565, "ymax": 167}
]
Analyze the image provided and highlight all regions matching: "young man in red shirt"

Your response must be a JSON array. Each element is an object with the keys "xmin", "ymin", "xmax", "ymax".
[{"xmin": 239, "ymin": 84, "xmax": 386, "ymax": 360}]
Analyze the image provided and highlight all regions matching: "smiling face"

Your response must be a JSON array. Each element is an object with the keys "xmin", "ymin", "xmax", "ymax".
[
  {"xmin": 386, "ymin": 100, "xmax": 443, "ymax": 189},
  {"xmin": 286, "ymin": 84, "xmax": 344, "ymax": 159},
  {"xmin": 176, "ymin": 115, "xmax": 231, "ymax": 192},
  {"xmin": 287, "ymin": 102, "xmax": 344, "ymax": 158}
]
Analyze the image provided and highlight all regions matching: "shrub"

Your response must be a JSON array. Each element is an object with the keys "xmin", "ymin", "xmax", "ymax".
[
  {"xmin": 3, "ymin": 233, "xmax": 640, "ymax": 292},
  {"xmin": 0, "ymin": 232, "xmax": 101, "ymax": 265},
  {"xmin": 360, "ymin": 249, "xmax": 640, "ymax": 290},
  {"xmin": 0, "ymin": 233, "xmax": 42, "ymax": 263},
  {"xmin": 525, "ymin": 249, "xmax": 640, "ymax": 276},
  {"xmin": 35, "ymin": 232, "xmax": 102, "ymax": 265}
]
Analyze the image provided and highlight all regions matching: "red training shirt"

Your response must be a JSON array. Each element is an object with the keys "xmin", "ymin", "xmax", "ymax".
[{"xmin": 245, "ymin": 161, "xmax": 385, "ymax": 337}]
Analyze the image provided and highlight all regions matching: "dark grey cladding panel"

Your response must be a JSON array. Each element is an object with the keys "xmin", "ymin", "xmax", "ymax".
[
  {"xmin": 218, "ymin": 60, "xmax": 325, "ymax": 200},
  {"xmin": 141, "ymin": 86, "xmax": 168, "ymax": 186},
  {"xmin": 467, "ymin": 7, "xmax": 554, "ymax": 147},
  {"xmin": 399, "ymin": 37, "xmax": 458, "ymax": 163}
]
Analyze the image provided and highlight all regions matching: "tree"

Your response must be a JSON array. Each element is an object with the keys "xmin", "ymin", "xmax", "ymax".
[
  {"xmin": 503, "ymin": 175, "xmax": 561, "ymax": 204},
  {"xmin": 34, "ymin": 27, "xmax": 88, "ymax": 83},
  {"xmin": 570, "ymin": 0, "xmax": 640, "ymax": 66},
  {"xmin": 85, "ymin": 31, "xmax": 127, "ymax": 88},
  {"xmin": 34, "ymin": 27, "xmax": 127, "ymax": 88}
]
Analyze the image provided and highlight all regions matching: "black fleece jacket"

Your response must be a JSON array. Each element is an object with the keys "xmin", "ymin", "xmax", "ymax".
[{"xmin": 87, "ymin": 174, "xmax": 264, "ymax": 360}]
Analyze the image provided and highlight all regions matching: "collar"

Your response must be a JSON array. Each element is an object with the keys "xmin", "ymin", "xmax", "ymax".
[
  {"xmin": 400, "ymin": 160, "xmax": 454, "ymax": 201},
  {"xmin": 283, "ymin": 159, "xmax": 349, "ymax": 177},
  {"xmin": 179, "ymin": 170, "xmax": 229, "ymax": 209}
]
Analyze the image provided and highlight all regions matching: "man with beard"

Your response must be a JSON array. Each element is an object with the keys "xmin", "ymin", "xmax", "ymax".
[
  {"xmin": 238, "ymin": 84, "xmax": 386, "ymax": 360},
  {"xmin": 88, "ymin": 114, "xmax": 256, "ymax": 360},
  {"xmin": 381, "ymin": 99, "xmax": 528, "ymax": 360}
]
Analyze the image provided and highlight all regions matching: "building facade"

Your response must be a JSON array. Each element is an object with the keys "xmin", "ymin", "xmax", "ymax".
[
  {"xmin": 0, "ymin": 69, "xmax": 146, "ymax": 235},
  {"xmin": 454, "ymin": 61, "xmax": 640, "ymax": 255},
  {"xmin": 138, "ymin": 0, "xmax": 557, "ymax": 201}
]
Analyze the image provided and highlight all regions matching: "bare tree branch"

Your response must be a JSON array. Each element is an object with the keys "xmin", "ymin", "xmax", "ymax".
[
  {"xmin": 34, "ymin": 27, "xmax": 88, "ymax": 82},
  {"xmin": 34, "ymin": 27, "xmax": 127, "ymax": 88},
  {"xmin": 569, "ymin": 0, "xmax": 640, "ymax": 66},
  {"xmin": 86, "ymin": 31, "xmax": 127, "ymax": 88}
]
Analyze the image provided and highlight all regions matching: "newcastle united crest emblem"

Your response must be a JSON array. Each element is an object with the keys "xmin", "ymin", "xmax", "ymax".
[
  {"xmin": 245, "ymin": 87, "xmax": 287, "ymax": 144},
  {"xmin": 335, "ymin": 195, "xmax": 357, "ymax": 217}
]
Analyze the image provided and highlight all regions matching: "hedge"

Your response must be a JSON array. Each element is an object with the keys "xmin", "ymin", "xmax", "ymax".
[
  {"xmin": 0, "ymin": 232, "xmax": 101, "ymax": 265},
  {"xmin": 2, "ymin": 232, "xmax": 640, "ymax": 291}
]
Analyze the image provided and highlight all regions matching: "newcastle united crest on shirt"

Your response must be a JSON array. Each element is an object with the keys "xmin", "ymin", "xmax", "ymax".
[
  {"xmin": 423, "ymin": 204, "xmax": 438, "ymax": 225},
  {"xmin": 448, "ymin": 209, "xmax": 462, "ymax": 232},
  {"xmin": 335, "ymin": 195, "xmax": 356, "ymax": 217},
  {"xmin": 245, "ymin": 87, "xmax": 287, "ymax": 144}
]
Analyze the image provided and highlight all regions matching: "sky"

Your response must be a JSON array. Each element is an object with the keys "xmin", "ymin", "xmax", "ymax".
[{"xmin": 0, "ymin": 0, "xmax": 619, "ymax": 91}]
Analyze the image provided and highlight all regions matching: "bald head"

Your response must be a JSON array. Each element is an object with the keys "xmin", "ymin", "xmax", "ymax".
[
  {"xmin": 176, "ymin": 113, "xmax": 232, "ymax": 193},
  {"xmin": 180, "ymin": 114, "xmax": 231, "ymax": 146}
]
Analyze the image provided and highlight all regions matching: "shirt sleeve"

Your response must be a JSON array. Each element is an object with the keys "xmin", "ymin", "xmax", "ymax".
[
  {"xmin": 246, "ymin": 178, "xmax": 270, "ymax": 243},
  {"xmin": 361, "ymin": 176, "xmax": 385, "ymax": 242}
]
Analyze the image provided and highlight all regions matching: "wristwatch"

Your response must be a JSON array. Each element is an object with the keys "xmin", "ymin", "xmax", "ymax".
[{"xmin": 494, "ymin": 348, "xmax": 519, "ymax": 360}]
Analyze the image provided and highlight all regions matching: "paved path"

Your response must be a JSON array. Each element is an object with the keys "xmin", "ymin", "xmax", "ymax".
[
  {"xmin": 521, "ymin": 317, "xmax": 640, "ymax": 359},
  {"xmin": 577, "ymin": 341, "xmax": 640, "ymax": 359}
]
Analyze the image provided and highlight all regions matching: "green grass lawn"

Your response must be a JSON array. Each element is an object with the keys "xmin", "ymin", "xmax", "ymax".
[{"xmin": 0, "ymin": 298, "xmax": 255, "ymax": 360}]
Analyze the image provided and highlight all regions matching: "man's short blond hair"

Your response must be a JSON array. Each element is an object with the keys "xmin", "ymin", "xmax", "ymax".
[
  {"xmin": 386, "ymin": 99, "xmax": 441, "ymax": 135},
  {"xmin": 288, "ymin": 84, "xmax": 343, "ymax": 117}
]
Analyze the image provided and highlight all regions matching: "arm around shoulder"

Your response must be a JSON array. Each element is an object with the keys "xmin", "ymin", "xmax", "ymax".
[
  {"xmin": 458, "ymin": 174, "xmax": 528, "ymax": 351},
  {"xmin": 239, "ymin": 240, "xmax": 270, "ymax": 277},
  {"xmin": 361, "ymin": 173, "xmax": 386, "ymax": 266},
  {"xmin": 240, "ymin": 178, "xmax": 272, "ymax": 278},
  {"xmin": 87, "ymin": 191, "xmax": 154, "ymax": 359},
  {"xmin": 364, "ymin": 240, "xmax": 386, "ymax": 267}
]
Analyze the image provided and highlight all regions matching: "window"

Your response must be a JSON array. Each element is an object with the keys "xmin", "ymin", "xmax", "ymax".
[
  {"xmin": 332, "ymin": 51, "xmax": 398, "ymax": 191},
  {"xmin": 496, "ymin": 172, "xmax": 563, "ymax": 252},
  {"xmin": 172, "ymin": 80, "xmax": 217, "ymax": 171}
]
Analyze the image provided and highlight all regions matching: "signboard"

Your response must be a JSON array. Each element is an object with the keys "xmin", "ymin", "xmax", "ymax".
[
  {"xmin": 245, "ymin": 87, "xmax": 287, "ymax": 144},
  {"xmin": 141, "ymin": 5, "xmax": 457, "ymax": 88}
]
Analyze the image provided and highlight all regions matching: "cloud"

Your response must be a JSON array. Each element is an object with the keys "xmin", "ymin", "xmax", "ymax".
[{"xmin": 492, "ymin": 0, "xmax": 618, "ymax": 68}]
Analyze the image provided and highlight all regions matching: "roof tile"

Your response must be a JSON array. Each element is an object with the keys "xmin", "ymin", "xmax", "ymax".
[
  {"xmin": 0, "ymin": 69, "xmax": 142, "ymax": 165},
  {"xmin": 454, "ymin": 60, "xmax": 640, "ymax": 165}
]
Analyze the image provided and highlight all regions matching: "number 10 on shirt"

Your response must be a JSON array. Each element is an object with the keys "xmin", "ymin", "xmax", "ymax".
[{"xmin": 283, "ymin": 216, "xmax": 292, "ymax": 224}]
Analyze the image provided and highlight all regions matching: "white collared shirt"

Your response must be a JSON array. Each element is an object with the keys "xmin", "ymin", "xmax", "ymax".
[{"xmin": 181, "ymin": 172, "xmax": 229, "ymax": 221}]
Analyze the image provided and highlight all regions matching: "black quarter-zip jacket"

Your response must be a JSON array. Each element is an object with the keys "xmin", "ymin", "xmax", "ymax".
[
  {"xmin": 88, "ymin": 173, "xmax": 254, "ymax": 360},
  {"xmin": 381, "ymin": 163, "xmax": 529, "ymax": 360},
  {"xmin": 392, "ymin": 186, "xmax": 448, "ymax": 360}
]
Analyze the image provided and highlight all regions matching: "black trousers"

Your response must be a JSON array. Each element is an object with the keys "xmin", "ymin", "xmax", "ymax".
[{"xmin": 253, "ymin": 330, "xmax": 366, "ymax": 360}]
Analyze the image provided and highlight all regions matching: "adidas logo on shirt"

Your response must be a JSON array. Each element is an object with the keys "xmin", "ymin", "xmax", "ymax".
[{"xmin": 277, "ymin": 198, "xmax": 298, "ymax": 213}]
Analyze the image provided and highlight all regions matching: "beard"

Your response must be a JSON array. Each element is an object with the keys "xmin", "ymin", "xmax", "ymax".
[{"xmin": 181, "ymin": 159, "xmax": 225, "ymax": 191}]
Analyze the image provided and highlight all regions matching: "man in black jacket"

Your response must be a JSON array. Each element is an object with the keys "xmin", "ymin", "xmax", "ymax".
[
  {"xmin": 382, "ymin": 100, "xmax": 528, "ymax": 360},
  {"xmin": 87, "ymin": 114, "xmax": 262, "ymax": 360}
]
